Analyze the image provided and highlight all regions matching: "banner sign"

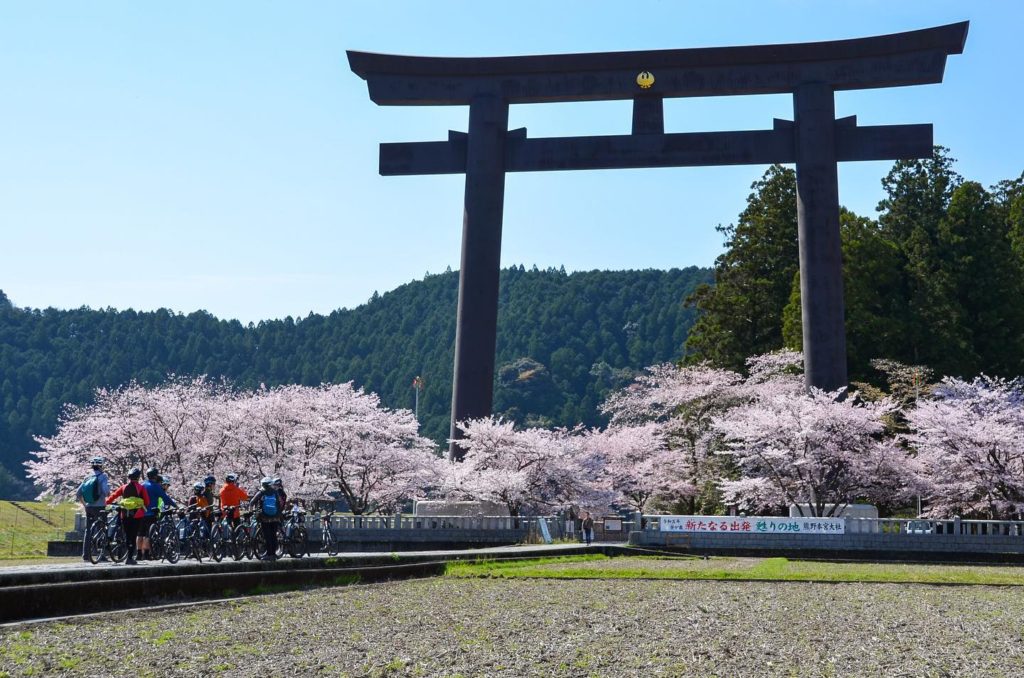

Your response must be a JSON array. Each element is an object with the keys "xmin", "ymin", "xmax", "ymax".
[{"xmin": 659, "ymin": 516, "xmax": 845, "ymax": 535}]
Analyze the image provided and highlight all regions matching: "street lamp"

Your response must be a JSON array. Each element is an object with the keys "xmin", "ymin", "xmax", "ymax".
[{"xmin": 412, "ymin": 375, "xmax": 424, "ymax": 422}]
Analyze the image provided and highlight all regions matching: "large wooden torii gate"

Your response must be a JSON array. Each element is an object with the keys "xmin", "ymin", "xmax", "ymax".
[{"xmin": 349, "ymin": 22, "xmax": 969, "ymax": 458}]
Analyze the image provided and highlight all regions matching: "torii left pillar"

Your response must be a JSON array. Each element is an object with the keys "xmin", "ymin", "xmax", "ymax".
[{"xmin": 448, "ymin": 93, "xmax": 509, "ymax": 459}]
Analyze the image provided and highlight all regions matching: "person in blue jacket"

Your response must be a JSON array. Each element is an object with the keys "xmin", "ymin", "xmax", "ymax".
[{"xmin": 139, "ymin": 466, "xmax": 177, "ymax": 561}]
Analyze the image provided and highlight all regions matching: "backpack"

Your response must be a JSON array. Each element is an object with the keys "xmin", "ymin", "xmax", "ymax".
[
  {"xmin": 80, "ymin": 474, "xmax": 101, "ymax": 503},
  {"xmin": 262, "ymin": 492, "xmax": 279, "ymax": 517},
  {"xmin": 119, "ymin": 481, "xmax": 144, "ymax": 511}
]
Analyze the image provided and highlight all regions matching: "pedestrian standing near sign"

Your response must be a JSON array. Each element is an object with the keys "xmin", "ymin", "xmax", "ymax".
[
  {"xmin": 76, "ymin": 456, "xmax": 110, "ymax": 562},
  {"xmin": 582, "ymin": 512, "xmax": 594, "ymax": 546}
]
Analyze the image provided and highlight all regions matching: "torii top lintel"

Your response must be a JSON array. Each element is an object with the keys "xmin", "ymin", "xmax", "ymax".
[{"xmin": 348, "ymin": 22, "xmax": 968, "ymax": 106}]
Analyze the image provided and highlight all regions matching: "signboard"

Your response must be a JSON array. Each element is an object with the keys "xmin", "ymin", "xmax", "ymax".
[
  {"xmin": 659, "ymin": 516, "xmax": 845, "ymax": 535},
  {"xmin": 537, "ymin": 517, "xmax": 553, "ymax": 544},
  {"xmin": 604, "ymin": 518, "xmax": 623, "ymax": 532}
]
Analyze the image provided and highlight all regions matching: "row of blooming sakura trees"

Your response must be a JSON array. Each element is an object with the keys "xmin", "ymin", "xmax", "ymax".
[{"xmin": 27, "ymin": 353, "xmax": 1024, "ymax": 519}]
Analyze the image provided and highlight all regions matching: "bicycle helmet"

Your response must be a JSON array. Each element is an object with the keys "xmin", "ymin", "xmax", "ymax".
[
  {"xmin": 146, "ymin": 466, "xmax": 160, "ymax": 480},
  {"xmin": 225, "ymin": 473, "xmax": 238, "ymax": 483},
  {"xmin": 160, "ymin": 476, "xmax": 170, "ymax": 486},
  {"xmin": 260, "ymin": 477, "xmax": 274, "ymax": 489},
  {"xmin": 192, "ymin": 482, "xmax": 204, "ymax": 493},
  {"xmin": 128, "ymin": 467, "xmax": 142, "ymax": 480},
  {"xmin": 272, "ymin": 477, "xmax": 283, "ymax": 488},
  {"xmin": 90, "ymin": 456, "xmax": 105, "ymax": 467},
  {"xmin": 203, "ymin": 475, "xmax": 215, "ymax": 485}
]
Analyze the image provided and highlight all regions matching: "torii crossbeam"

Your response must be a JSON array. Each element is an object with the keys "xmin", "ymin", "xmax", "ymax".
[{"xmin": 348, "ymin": 22, "xmax": 969, "ymax": 458}]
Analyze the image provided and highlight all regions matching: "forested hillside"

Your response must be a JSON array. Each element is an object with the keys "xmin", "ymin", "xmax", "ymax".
[{"xmin": 0, "ymin": 267, "xmax": 711, "ymax": 497}]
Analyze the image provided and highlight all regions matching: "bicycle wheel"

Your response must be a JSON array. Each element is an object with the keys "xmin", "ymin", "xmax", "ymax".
[
  {"xmin": 252, "ymin": 525, "xmax": 267, "ymax": 560},
  {"xmin": 109, "ymin": 524, "xmax": 129, "ymax": 563},
  {"xmin": 324, "ymin": 523, "xmax": 338, "ymax": 556},
  {"xmin": 232, "ymin": 525, "xmax": 250, "ymax": 561},
  {"xmin": 287, "ymin": 526, "xmax": 307, "ymax": 559},
  {"xmin": 162, "ymin": 523, "xmax": 180, "ymax": 564},
  {"xmin": 210, "ymin": 524, "xmax": 225, "ymax": 562},
  {"xmin": 88, "ymin": 523, "xmax": 108, "ymax": 565},
  {"xmin": 148, "ymin": 523, "xmax": 163, "ymax": 560},
  {"xmin": 276, "ymin": 526, "xmax": 286, "ymax": 558}
]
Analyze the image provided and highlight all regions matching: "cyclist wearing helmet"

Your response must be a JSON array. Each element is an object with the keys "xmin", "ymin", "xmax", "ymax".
[
  {"xmin": 76, "ymin": 456, "xmax": 111, "ymax": 562},
  {"xmin": 157, "ymin": 476, "xmax": 174, "ymax": 512},
  {"xmin": 272, "ymin": 477, "xmax": 287, "ymax": 506},
  {"xmin": 105, "ymin": 468, "xmax": 150, "ymax": 565},
  {"xmin": 140, "ymin": 467, "xmax": 177, "ymax": 561},
  {"xmin": 219, "ymin": 474, "xmax": 249, "ymax": 527},
  {"xmin": 187, "ymin": 481, "xmax": 213, "ymax": 525},
  {"xmin": 251, "ymin": 477, "xmax": 282, "ymax": 560},
  {"xmin": 202, "ymin": 475, "xmax": 217, "ymax": 508}
]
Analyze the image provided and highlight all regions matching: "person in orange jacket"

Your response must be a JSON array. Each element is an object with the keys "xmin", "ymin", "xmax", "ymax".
[
  {"xmin": 105, "ymin": 467, "xmax": 150, "ymax": 565},
  {"xmin": 219, "ymin": 473, "xmax": 249, "ymax": 527}
]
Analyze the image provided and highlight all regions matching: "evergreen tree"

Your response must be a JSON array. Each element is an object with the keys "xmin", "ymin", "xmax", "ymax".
[{"xmin": 685, "ymin": 165, "xmax": 798, "ymax": 371}]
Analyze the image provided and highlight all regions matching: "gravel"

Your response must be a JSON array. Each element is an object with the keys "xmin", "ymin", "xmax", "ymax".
[{"xmin": 2, "ymin": 577, "xmax": 1023, "ymax": 676}]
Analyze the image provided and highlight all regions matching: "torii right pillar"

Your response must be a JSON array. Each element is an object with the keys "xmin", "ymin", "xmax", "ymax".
[{"xmin": 794, "ymin": 82, "xmax": 847, "ymax": 393}]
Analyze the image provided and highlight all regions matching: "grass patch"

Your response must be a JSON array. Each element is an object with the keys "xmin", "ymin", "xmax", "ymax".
[
  {"xmin": 446, "ymin": 554, "xmax": 1024, "ymax": 586},
  {"xmin": 0, "ymin": 501, "xmax": 79, "ymax": 559}
]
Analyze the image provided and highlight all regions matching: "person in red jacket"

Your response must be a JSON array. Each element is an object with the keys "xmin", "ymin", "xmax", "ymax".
[{"xmin": 106, "ymin": 467, "xmax": 150, "ymax": 565}]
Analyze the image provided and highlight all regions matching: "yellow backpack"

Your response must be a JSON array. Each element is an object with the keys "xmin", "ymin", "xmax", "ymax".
[{"xmin": 119, "ymin": 496, "xmax": 144, "ymax": 511}]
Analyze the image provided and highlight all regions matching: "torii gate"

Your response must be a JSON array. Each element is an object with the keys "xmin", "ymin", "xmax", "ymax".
[{"xmin": 348, "ymin": 22, "xmax": 969, "ymax": 458}]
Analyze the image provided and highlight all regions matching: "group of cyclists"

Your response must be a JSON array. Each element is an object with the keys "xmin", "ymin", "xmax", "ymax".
[{"xmin": 76, "ymin": 456, "xmax": 292, "ymax": 564}]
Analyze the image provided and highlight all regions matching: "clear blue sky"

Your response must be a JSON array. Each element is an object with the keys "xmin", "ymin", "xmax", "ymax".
[{"xmin": 1, "ymin": 1, "xmax": 1020, "ymax": 323}]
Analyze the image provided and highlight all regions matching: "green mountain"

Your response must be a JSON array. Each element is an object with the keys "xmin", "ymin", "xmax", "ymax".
[{"xmin": 0, "ymin": 266, "xmax": 711, "ymax": 497}]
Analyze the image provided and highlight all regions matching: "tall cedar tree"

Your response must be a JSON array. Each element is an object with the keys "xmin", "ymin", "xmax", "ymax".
[{"xmin": 684, "ymin": 165, "xmax": 798, "ymax": 371}]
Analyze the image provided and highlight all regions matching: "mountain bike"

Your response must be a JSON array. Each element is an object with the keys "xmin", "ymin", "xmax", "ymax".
[
  {"xmin": 233, "ymin": 510, "xmax": 257, "ymax": 561},
  {"xmin": 87, "ymin": 505, "xmax": 129, "ymax": 564},
  {"xmin": 209, "ymin": 506, "xmax": 235, "ymax": 562},
  {"xmin": 283, "ymin": 506, "xmax": 308, "ymax": 558},
  {"xmin": 319, "ymin": 509, "xmax": 338, "ymax": 556},
  {"xmin": 177, "ymin": 507, "xmax": 210, "ymax": 562},
  {"xmin": 148, "ymin": 507, "xmax": 180, "ymax": 564}
]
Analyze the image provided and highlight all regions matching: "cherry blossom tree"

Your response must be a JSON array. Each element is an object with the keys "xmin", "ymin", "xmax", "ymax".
[
  {"xmin": 713, "ymin": 387, "xmax": 914, "ymax": 516},
  {"xmin": 585, "ymin": 422, "xmax": 694, "ymax": 513},
  {"xmin": 27, "ymin": 376, "xmax": 231, "ymax": 497},
  {"xmin": 444, "ymin": 418, "xmax": 596, "ymax": 516},
  {"xmin": 903, "ymin": 376, "xmax": 1024, "ymax": 519},
  {"xmin": 312, "ymin": 383, "xmax": 439, "ymax": 515},
  {"xmin": 598, "ymin": 352, "xmax": 804, "ymax": 513},
  {"xmin": 28, "ymin": 379, "xmax": 438, "ymax": 511}
]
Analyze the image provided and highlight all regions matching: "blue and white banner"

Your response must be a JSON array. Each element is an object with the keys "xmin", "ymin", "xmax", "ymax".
[{"xmin": 659, "ymin": 515, "xmax": 845, "ymax": 535}]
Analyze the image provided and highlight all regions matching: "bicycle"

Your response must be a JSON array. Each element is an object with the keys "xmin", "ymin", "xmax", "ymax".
[
  {"xmin": 282, "ymin": 506, "xmax": 308, "ymax": 559},
  {"xmin": 148, "ymin": 507, "xmax": 180, "ymax": 564},
  {"xmin": 209, "ymin": 506, "xmax": 238, "ymax": 562},
  {"xmin": 176, "ymin": 507, "xmax": 209, "ymax": 562},
  {"xmin": 233, "ymin": 509, "xmax": 260, "ymax": 560},
  {"xmin": 319, "ymin": 509, "xmax": 338, "ymax": 556},
  {"xmin": 249, "ymin": 518, "xmax": 285, "ymax": 561},
  {"xmin": 87, "ymin": 505, "xmax": 129, "ymax": 565}
]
